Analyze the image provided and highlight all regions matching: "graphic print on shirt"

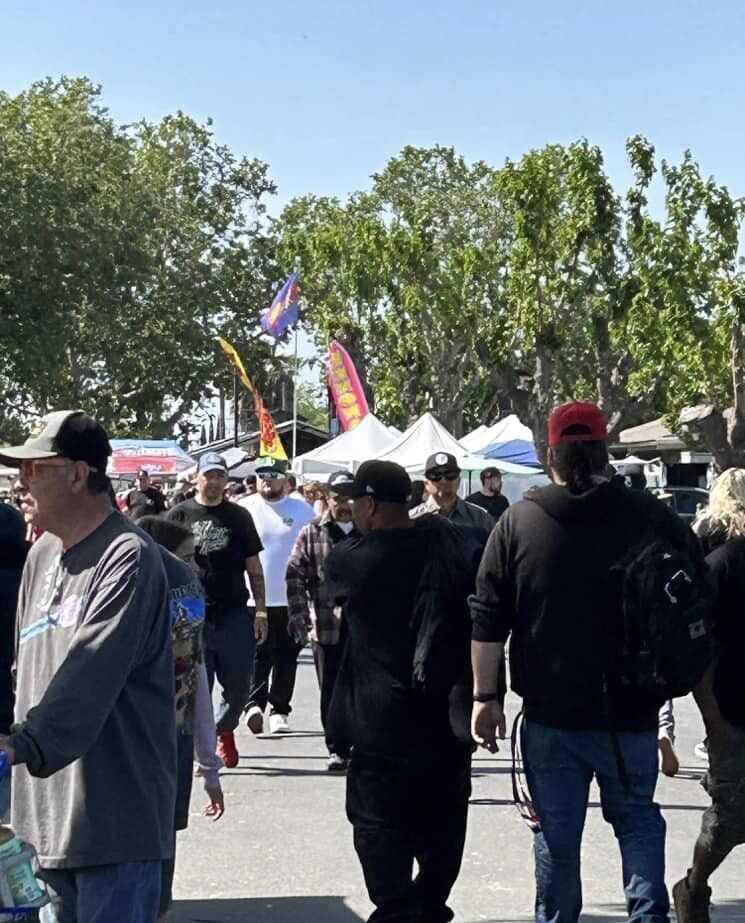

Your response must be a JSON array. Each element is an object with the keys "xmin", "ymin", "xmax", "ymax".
[
  {"xmin": 19, "ymin": 556, "xmax": 86, "ymax": 645},
  {"xmin": 170, "ymin": 580, "xmax": 205, "ymax": 732},
  {"xmin": 191, "ymin": 519, "xmax": 231, "ymax": 555}
]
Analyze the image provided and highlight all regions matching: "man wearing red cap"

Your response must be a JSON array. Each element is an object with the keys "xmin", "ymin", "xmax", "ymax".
[{"xmin": 470, "ymin": 401, "xmax": 708, "ymax": 923}]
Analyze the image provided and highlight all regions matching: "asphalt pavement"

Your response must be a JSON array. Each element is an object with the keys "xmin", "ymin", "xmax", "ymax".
[{"xmin": 172, "ymin": 650, "xmax": 744, "ymax": 923}]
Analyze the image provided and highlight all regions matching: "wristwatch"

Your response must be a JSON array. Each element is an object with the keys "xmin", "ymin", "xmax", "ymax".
[{"xmin": 255, "ymin": 610, "xmax": 268, "ymax": 619}]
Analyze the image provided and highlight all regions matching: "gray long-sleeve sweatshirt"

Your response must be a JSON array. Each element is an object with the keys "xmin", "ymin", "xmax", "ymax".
[{"xmin": 9, "ymin": 511, "xmax": 176, "ymax": 868}]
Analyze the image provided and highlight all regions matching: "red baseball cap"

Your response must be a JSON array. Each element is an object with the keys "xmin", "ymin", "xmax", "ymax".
[{"xmin": 548, "ymin": 402, "xmax": 608, "ymax": 446}]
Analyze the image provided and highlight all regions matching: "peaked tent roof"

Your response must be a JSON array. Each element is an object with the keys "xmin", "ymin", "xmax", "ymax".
[
  {"xmin": 461, "ymin": 415, "xmax": 535, "ymax": 452},
  {"xmin": 376, "ymin": 412, "xmax": 467, "ymax": 469},
  {"xmin": 294, "ymin": 413, "xmax": 400, "ymax": 475},
  {"xmin": 461, "ymin": 414, "xmax": 540, "ymax": 467}
]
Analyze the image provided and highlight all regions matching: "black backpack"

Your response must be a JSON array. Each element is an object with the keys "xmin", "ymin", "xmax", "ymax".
[{"xmin": 610, "ymin": 539, "xmax": 714, "ymax": 703}]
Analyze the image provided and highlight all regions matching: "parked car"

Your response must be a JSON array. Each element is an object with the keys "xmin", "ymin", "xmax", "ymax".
[{"xmin": 648, "ymin": 486, "xmax": 709, "ymax": 523}]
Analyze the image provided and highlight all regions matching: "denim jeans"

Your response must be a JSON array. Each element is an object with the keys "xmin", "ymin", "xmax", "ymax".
[
  {"xmin": 523, "ymin": 721, "xmax": 668, "ymax": 923},
  {"xmin": 38, "ymin": 861, "xmax": 161, "ymax": 923},
  {"xmin": 203, "ymin": 608, "xmax": 256, "ymax": 733}
]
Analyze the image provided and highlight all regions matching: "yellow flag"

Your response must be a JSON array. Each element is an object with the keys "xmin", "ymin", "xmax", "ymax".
[
  {"xmin": 217, "ymin": 337, "xmax": 288, "ymax": 461},
  {"xmin": 218, "ymin": 337, "xmax": 253, "ymax": 392}
]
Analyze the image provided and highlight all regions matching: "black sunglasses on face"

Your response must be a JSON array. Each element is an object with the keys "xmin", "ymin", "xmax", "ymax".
[
  {"xmin": 258, "ymin": 472, "xmax": 282, "ymax": 480},
  {"xmin": 428, "ymin": 473, "xmax": 459, "ymax": 482}
]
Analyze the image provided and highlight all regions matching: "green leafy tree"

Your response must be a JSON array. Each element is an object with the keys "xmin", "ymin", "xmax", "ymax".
[
  {"xmin": 622, "ymin": 137, "xmax": 745, "ymax": 469},
  {"xmin": 0, "ymin": 77, "xmax": 279, "ymax": 443},
  {"xmin": 277, "ymin": 141, "xmax": 743, "ymax": 464}
]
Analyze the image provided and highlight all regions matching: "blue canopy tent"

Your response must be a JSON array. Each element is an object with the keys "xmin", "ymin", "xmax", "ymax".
[{"xmin": 483, "ymin": 438, "xmax": 540, "ymax": 468}]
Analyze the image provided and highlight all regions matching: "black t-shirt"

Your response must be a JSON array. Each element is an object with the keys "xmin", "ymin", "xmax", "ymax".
[
  {"xmin": 326, "ymin": 520, "xmax": 458, "ymax": 758},
  {"xmin": 706, "ymin": 536, "xmax": 745, "ymax": 729},
  {"xmin": 127, "ymin": 486, "xmax": 167, "ymax": 519},
  {"xmin": 466, "ymin": 490, "xmax": 509, "ymax": 521},
  {"xmin": 167, "ymin": 499, "xmax": 262, "ymax": 621}
]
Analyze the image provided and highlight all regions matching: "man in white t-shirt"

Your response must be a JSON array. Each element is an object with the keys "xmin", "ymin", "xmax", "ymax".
[{"xmin": 240, "ymin": 457, "xmax": 315, "ymax": 734}]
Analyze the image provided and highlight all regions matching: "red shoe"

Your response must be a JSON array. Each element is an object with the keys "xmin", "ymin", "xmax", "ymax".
[{"xmin": 217, "ymin": 731, "xmax": 239, "ymax": 768}]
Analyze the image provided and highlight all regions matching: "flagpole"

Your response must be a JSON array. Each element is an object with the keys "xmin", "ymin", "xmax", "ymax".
[
  {"xmin": 291, "ymin": 325, "xmax": 299, "ymax": 461},
  {"xmin": 232, "ymin": 368, "xmax": 239, "ymax": 448}
]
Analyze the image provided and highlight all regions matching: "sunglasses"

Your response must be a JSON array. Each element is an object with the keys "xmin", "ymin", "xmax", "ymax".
[
  {"xmin": 428, "ymin": 473, "xmax": 459, "ymax": 483},
  {"xmin": 257, "ymin": 472, "xmax": 283, "ymax": 480},
  {"xmin": 19, "ymin": 457, "xmax": 72, "ymax": 480}
]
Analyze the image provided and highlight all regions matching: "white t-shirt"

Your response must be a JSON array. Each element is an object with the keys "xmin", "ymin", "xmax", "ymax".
[{"xmin": 238, "ymin": 494, "xmax": 316, "ymax": 607}]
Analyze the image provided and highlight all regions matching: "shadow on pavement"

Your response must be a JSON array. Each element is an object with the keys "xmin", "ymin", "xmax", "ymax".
[
  {"xmin": 173, "ymin": 895, "xmax": 365, "ymax": 922},
  {"xmin": 469, "ymin": 798, "xmax": 705, "ymax": 811},
  {"xmin": 480, "ymin": 902, "xmax": 745, "ymax": 923}
]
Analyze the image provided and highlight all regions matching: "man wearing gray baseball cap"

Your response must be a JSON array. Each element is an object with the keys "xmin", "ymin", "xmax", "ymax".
[{"xmin": 0, "ymin": 410, "xmax": 175, "ymax": 922}]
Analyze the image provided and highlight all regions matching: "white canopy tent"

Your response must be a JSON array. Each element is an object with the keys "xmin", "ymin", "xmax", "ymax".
[
  {"xmin": 293, "ymin": 414, "xmax": 400, "ymax": 477},
  {"xmin": 377, "ymin": 412, "xmax": 547, "ymax": 502}
]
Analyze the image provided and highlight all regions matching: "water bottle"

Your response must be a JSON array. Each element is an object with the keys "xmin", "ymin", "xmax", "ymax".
[
  {"xmin": 0, "ymin": 827, "xmax": 48, "ymax": 911},
  {"xmin": 0, "ymin": 752, "xmax": 49, "ymax": 914}
]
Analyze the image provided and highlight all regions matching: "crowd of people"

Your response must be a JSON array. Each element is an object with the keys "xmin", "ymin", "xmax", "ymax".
[{"xmin": 0, "ymin": 403, "xmax": 742, "ymax": 923}]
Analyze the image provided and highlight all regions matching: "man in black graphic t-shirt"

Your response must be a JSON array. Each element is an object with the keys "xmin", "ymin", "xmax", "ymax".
[{"xmin": 168, "ymin": 452, "xmax": 266, "ymax": 768}]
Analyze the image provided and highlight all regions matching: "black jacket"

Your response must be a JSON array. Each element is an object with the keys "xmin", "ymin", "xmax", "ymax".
[
  {"xmin": 470, "ymin": 479, "xmax": 704, "ymax": 731},
  {"xmin": 0, "ymin": 505, "xmax": 28, "ymax": 734},
  {"xmin": 706, "ymin": 536, "xmax": 745, "ymax": 729}
]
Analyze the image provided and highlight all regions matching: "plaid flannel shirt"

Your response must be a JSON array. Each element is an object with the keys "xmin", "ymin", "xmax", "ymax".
[{"xmin": 286, "ymin": 513, "xmax": 354, "ymax": 645}]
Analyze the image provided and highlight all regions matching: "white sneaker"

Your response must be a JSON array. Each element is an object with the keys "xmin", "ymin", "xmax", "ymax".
[
  {"xmin": 245, "ymin": 705, "xmax": 264, "ymax": 735},
  {"xmin": 268, "ymin": 713, "xmax": 291, "ymax": 734}
]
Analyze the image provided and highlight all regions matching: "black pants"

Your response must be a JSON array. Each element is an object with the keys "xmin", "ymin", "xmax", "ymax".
[
  {"xmin": 346, "ymin": 748, "xmax": 472, "ymax": 923},
  {"xmin": 204, "ymin": 609, "xmax": 255, "ymax": 733},
  {"xmin": 312, "ymin": 639, "xmax": 345, "ymax": 753},
  {"xmin": 247, "ymin": 606, "xmax": 303, "ymax": 716}
]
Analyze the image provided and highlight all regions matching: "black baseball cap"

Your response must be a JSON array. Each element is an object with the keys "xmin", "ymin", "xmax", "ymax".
[
  {"xmin": 327, "ymin": 470, "xmax": 354, "ymax": 492},
  {"xmin": 0, "ymin": 410, "xmax": 111, "ymax": 471},
  {"xmin": 331, "ymin": 460, "xmax": 412, "ymax": 505},
  {"xmin": 136, "ymin": 467, "xmax": 150, "ymax": 478},
  {"xmin": 424, "ymin": 451, "xmax": 460, "ymax": 477}
]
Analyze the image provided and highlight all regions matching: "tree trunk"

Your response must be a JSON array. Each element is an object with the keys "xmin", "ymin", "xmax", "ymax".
[{"xmin": 678, "ymin": 318, "xmax": 745, "ymax": 471}]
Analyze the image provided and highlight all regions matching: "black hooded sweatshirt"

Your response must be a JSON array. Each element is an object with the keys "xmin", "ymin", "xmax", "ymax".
[{"xmin": 470, "ymin": 478, "xmax": 704, "ymax": 731}]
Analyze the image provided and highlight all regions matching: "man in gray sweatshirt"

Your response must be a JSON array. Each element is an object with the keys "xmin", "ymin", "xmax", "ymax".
[{"xmin": 0, "ymin": 411, "xmax": 175, "ymax": 923}]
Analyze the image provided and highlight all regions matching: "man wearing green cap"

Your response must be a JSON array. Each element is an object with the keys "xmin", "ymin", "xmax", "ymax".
[{"xmin": 240, "ymin": 457, "xmax": 315, "ymax": 734}]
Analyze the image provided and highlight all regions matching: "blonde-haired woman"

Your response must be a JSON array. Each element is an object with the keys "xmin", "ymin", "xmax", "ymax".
[{"xmin": 674, "ymin": 467, "xmax": 745, "ymax": 921}]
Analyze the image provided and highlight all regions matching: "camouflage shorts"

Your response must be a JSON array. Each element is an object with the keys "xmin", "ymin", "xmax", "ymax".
[{"xmin": 700, "ymin": 726, "xmax": 745, "ymax": 856}]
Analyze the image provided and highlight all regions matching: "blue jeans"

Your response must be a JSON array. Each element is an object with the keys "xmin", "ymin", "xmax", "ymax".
[
  {"xmin": 38, "ymin": 861, "xmax": 161, "ymax": 923},
  {"xmin": 203, "ymin": 608, "xmax": 256, "ymax": 733},
  {"xmin": 523, "ymin": 721, "xmax": 668, "ymax": 923}
]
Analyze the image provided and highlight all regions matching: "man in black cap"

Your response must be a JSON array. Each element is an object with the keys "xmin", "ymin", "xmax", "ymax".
[
  {"xmin": 168, "ymin": 451, "xmax": 267, "ymax": 769},
  {"xmin": 466, "ymin": 466, "xmax": 510, "ymax": 522},
  {"xmin": 410, "ymin": 451, "xmax": 495, "ymax": 531},
  {"xmin": 0, "ymin": 410, "xmax": 175, "ymax": 922},
  {"xmin": 326, "ymin": 460, "xmax": 477, "ymax": 923},
  {"xmin": 286, "ymin": 470, "xmax": 360, "ymax": 771},
  {"xmin": 126, "ymin": 466, "xmax": 167, "ymax": 519}
]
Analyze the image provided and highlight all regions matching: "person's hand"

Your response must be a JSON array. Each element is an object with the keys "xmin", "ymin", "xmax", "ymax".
[
  {"xmin": 254, "ymin": 616, "xmax": 269, "ymax": 646},
  {"xmin": 287, "ymin": 618, "xmax": 309, "ymax": 646},
  {"xmin": 472, "ymin": 701, "xmax": 506, "ymax": 753},
  {"xmin": 203, "ymin": 786, "xmax": 225, "ymax": 821}
]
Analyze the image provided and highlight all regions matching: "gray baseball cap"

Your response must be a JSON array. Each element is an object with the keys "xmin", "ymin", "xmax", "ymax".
[{"xmin": 0, "ymin": 410, "xmax": 111, "ymax": 470}]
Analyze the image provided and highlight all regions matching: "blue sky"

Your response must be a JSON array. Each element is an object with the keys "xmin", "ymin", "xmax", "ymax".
[{"xmin": 3, "ymin": 0, "xmax": 745, "ymax": 214}]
